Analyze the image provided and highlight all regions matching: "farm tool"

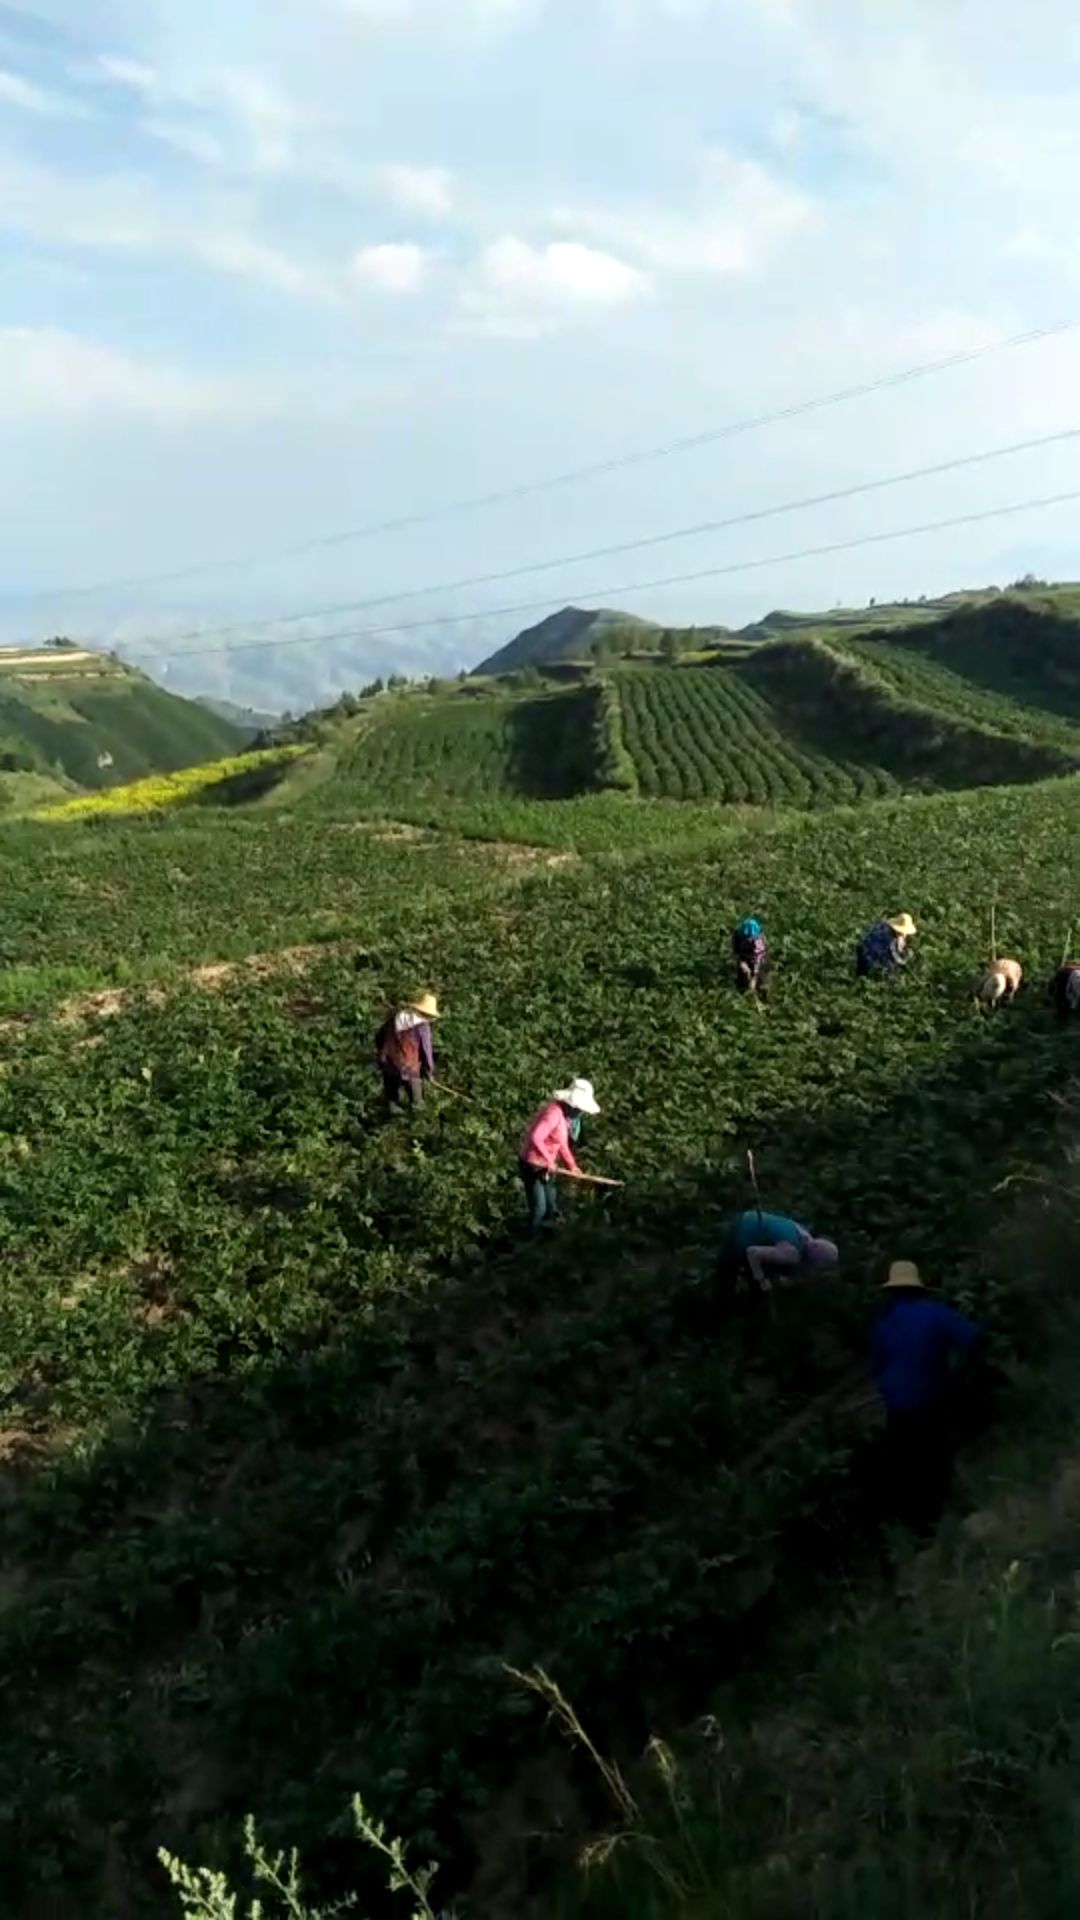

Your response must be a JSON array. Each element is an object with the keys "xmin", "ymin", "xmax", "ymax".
[
  {"xmin": 431, "ymin": 1079, "xmax": 473, "ymax": 1102},
  {"xmin": 554, "ymin": 1168, "xmax": 624, "ymax": 1189}
]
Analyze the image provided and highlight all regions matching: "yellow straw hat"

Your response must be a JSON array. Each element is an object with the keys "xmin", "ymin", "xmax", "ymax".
[
  {"xmin": 887, "ymin": 913, "xmax": 917, "ymax": 939},
  {"xmin": 883, "ymin": 1259, "xmax": 925, "ymax": 1290},
  {"xmin": 409, "ymin": 991, "xmax": 440, "ymax": 1020}
]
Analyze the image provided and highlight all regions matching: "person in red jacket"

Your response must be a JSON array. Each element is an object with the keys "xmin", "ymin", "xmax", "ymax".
[
  {"xmin": 518, "ymin": 1077, "xmax": 600, "ymax": 1232},
  {"xmin": 374, "ymin": 991, "xmax": 439, "ymax": 1112}
]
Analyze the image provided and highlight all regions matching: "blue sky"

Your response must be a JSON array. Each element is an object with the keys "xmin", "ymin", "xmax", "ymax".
[{"xmin": 2, "ymin": 0, "xmax": 1080, "ymax": 702}]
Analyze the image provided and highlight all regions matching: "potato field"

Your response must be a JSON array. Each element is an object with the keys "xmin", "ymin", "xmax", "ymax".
[{"xmin": 2, "ymin": 771, "xmax": 1080, "ymax": 1914}]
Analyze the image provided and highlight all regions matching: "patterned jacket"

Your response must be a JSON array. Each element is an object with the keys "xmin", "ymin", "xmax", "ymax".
[{"xmin": 375, "ymin": 1010, "xmax": 434, "ymax": 1078}]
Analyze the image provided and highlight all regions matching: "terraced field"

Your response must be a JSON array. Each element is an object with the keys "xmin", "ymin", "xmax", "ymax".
[
  {"xmin": 614, "ymin": 664, "xmax": 897, "ymax": 805},
  {"xmin": 849, "ymin": 637, "xmax": 1080, "ymax": 753},
  {"xmin": 327, "ymin": 684, "xmax": 596, "ymax": 804}
]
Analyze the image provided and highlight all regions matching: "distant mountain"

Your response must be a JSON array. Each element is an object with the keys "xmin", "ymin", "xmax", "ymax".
[
  {"xmin": 474, "ymin": 582, "xmax": 1080, "ymax": 680},
  {"xmin": 472, "ymin": 606, "xmax": 661, "ymax": 676},
  {"xmin": 196, "ymin": 696, "xmax": 281, "ymax": 738},
  {"xmin": 0, "ymin": 643, "xmax": 246, "ymax": 791}
]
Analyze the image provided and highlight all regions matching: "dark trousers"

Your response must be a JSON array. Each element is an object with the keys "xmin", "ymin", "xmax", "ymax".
[
  {"xmin": 519, "ymin": 1160, "xmax": 559, "ymax": 1232},
  {"xmin": 735, "ymin": 961, "xmax": 769, "ymax": 999},
  {"xmin": 382, "ymin": 1066, "xmax": 422, "ymax": 1113},
  {"xmin": 882, "ymin": 1404, "xmax": 954, "ymax": 1534}
]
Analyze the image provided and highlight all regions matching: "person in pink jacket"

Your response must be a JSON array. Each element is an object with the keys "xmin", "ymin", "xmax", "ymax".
[{"xmin": 519, "ymin": 1077, "xmax": 600, "ymax": 1233}]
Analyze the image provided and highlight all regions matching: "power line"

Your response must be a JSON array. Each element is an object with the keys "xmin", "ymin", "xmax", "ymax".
[
  {"xmin": 23, "ymin": 315, "xmax": 1080, "ymax": 608},
  {"xmin": 124, "ymin": 483, "xmax": 1080, "ymax": 665},
  {"xmin": 130, "ymin": 426, "xmax": 1080, "ymax": 656}
]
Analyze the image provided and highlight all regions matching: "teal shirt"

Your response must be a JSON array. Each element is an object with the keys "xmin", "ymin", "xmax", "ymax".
[{"xmin": 730, "ymin": 1209, "xmax": 804, "ymax": 1254}]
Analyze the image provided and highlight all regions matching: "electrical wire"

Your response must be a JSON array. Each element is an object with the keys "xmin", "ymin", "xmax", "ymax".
[
  {"xmin": 129, "ymin": 426, "xmax": 1080, "ymax": 655},
  {"xmin": 22, "ymin": 315, "xmax": 1080, "ymax": 606},
  {"xmin": 123, "ymin": 482, "xmax": 1080, "ymax": 665}
]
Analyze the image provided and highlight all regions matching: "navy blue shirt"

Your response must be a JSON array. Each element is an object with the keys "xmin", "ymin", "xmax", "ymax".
[{"xmin": 872, "ymin": 1294, "xmax": 981, "ymax": 1413}]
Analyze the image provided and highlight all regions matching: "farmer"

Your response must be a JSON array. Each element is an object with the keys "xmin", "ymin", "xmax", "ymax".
[
  {"xmin": 718, "ymin": 1208, "xmax": 839, "ymax": 1294},
  {"xmin": 374, "ymin": 991, "xmax": 439, "ymax": 1112},
  {"xmin": 872, "ymin": 1260, "xmax": 983, "ymax": 1532},
  {"xmin": 518, "ymin": 1077, "xmax": 601, "ymax": 1233},
  {"xmin": 856, "ymin": 912, "xmax": 917, "ymax": 979},
  {"xmin": 732, "ymin": 916, "xmax": 770, "ymax": 999},
  {"xmin": 1049, "ymin": 962, "xmax": 1080, "ymax": 1021},
  {"xmin": 978, "ymin": 958, "xmax": 1022, "ymax": 1009}
]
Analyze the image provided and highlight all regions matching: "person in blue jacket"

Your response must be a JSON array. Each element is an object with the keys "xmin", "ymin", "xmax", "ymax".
[
  {"xmin": 718, "ymin": 1207, "xmax": 838, "ymax": 1295},
  {"xmin": 732, "ymin": 916, "xmax": 770, "ymax": 999},
  {"xmin": 856, "ymin": 912, "xmax": 917, "ymax": 979},
  {"xmin": 873, "ymin": 1260, "xmax": 983, "ymax": 1531}
]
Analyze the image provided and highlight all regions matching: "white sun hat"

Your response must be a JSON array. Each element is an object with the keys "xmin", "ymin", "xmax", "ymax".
[{"xmin": 553, "ymin": 1077, "xmax": 601, "ymax": 1116}]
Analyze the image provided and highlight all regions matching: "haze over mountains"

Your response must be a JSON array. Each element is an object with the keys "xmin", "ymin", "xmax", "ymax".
[{"xmin": 1, "ymin": 572, "xmax": 1061, "ymax": 718}]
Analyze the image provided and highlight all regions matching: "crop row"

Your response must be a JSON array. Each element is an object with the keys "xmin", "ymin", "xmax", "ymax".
[
  {"xmin": 850, "ymin": 638, "xmax": 1080, "ymax": 752},
  {"xmin": 327, "ymin": 687, "xmax": 596, "ymax": 806},
  {"xmin": 615, "ymin": 665, "xmax": 897, "ymax": 806}
]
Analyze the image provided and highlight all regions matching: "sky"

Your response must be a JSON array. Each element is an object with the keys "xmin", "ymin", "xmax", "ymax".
[{"xmin": 2, "ymin": 0, "xmax": 1080, "ymax": 704}]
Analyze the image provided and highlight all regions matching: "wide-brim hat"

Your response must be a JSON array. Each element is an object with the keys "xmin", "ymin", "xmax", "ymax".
[
  {"xmin": 883, "ymin": 1259, "xmax": 925, "ymax": 1290},
  {"xmin": 554, "ymin": 1077, "xmax": 601, "ymax": 1116},
  {"xmin": 887, "ymin": 914, "xmax": 917, "ymax": 940},
  {"xmin": 409, "ymin": 991, "xmax": 440, "ymax": 1020}
]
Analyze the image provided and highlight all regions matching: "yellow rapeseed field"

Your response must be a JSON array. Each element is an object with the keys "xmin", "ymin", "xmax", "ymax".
[{"xmin": 33, "ymin": 746, "xmax": 306, "ymax": 821}]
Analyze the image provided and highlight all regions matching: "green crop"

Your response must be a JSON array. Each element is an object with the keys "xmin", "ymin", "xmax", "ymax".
[
  {"xmin": 1, "ymin": 773, "xmax": 1079, "ymax": 1914},
  {"xmin": 614, "ymin": 663, "xmax": 896, "ymax": 805}
]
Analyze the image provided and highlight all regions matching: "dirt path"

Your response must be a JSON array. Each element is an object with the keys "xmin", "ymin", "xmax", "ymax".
[{"xmin": 0, "ymin": 943, "xmax": 347, "ymax": 1042}]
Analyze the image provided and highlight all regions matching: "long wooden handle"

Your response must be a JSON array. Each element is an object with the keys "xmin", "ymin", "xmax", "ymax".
[
  {"xmin": 431, "ymin": 1080, "xmax": 472, "ymax": 1101},
  {"xmin": 552, "ymin": 1168, "xmax": 624, "ymax": 1188}
]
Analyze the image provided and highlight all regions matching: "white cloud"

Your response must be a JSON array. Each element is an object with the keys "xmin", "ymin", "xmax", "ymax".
[
  {"xmin": 0, "ymin": 152, "xmax": 335, "ymax": 300},
  {"xmin": 464, "ymin": 235, "xmax": 649, "ymax": 336},
  {"xmin": 0, "ymin": 328, "xmax": 260, "ymax": 422},
  {"xmin": 0, "ymin": 68, "xmax": 82, "ymax": 117},
  {"xmin": 352, "ymin": 241, "xmax": 430, "ymax": 291},
  {"xmin": 90, "ymin": 55, "xmax": 162, "ymax": 99},
  {"xmin": 83, "ymin": 52, "xmax": 314, "ymax": 181},
  {"xmin": 375, "ymin": 163, "xmax": 455, "ymax": 217},
  {"xmin": 143, "ymin": 118, "xmax": 228, "ymax": 167},
  {"xmin": 553, "ymin": 149, "xmax": 816, "ymax": 280},
  {"xmin": 332, "ymin": 0, "xmax": 534, "ymax": 23},
  {"xmin": 198, "ymin": 233, "xmax": 333, "ymax": 299}
]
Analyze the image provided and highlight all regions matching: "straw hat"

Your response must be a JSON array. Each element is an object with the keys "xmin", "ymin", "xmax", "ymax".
[
  {"xmin": 883, "ymin": 1259, "xmax": 925, "ymax": 1290},
  {"xmin": 554, "ymin": 1076, "xmax": 601, "ymax": 1116},
  {"xmin": 887, "ymin": 913, "xmax": 917, "ymax": 939},
  {"xmin": 409, "ymin": 991, "xmax": 440, "ymax": 1020}
]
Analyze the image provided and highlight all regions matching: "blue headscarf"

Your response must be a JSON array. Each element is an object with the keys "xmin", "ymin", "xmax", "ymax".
[{"xmin": 738, "ymin": 917, "xmax": 762, "ymax": 939}]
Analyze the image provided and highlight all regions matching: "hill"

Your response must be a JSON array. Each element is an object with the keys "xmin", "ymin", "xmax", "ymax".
[
  {"xmin": 0, "ymin": 642, "xmax": 246, "ymax": 792},
  {"xmin": 472, "ymin": 604, "xmax": 662, "ymax": 675},
  {"xmin": 253, "ymin": 593, "xmax": 1080, "ymax": 822}
]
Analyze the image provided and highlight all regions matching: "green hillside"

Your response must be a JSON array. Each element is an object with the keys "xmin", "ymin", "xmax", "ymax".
[
  {"xmin": 863, "ymin": 590, "xmax": 1080, "ymax": 720},
  {"xmin": 265, "ymin": 602, "xmax": 1080, "ymax": 821},
  {"xmin": 739, "ymin": 635, "xmax": 1077, "ymax": 791},
  {"xmin": 297, "ymin": 681, "xmax": 600, "ymax": 808},
  {"xmin": 0, "ymin": 644, "xmax": 245, "ymax": 789}
]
